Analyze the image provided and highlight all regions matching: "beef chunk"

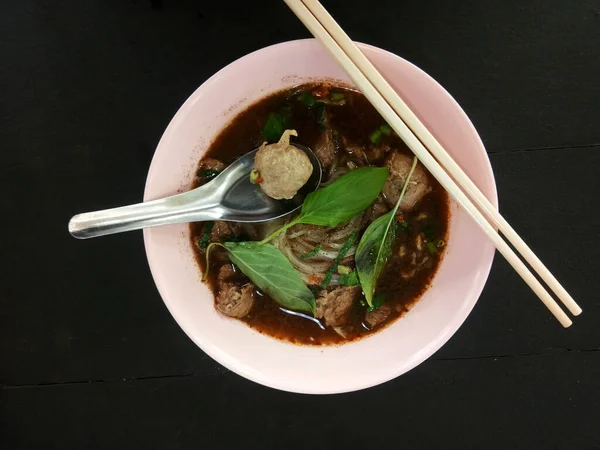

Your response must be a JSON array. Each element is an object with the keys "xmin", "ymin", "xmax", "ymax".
[
  {"xmin": 369, "ymin": 196, "xmax": 390, "ymax": 221},
  {"xmin": 382, "ymin": 152, "xmax": 430, "ymax": 210},
  {"xmin": 314, "ymin": 129, "xmax": 336, "ymax": 171},
  {"xmin": 316, "ymin": 285, "xmax": 361, "ymax": 326},
  {"xmin": 198, "ymin": 158, "xmax": 226, "ymax": 172},
  {"xmin": 365, "ymin": 304, "xmax": 391, "ymax": 329},
  {"xmin": 210, "ymin": 221, "xmax": 242, "ymax": 242}
]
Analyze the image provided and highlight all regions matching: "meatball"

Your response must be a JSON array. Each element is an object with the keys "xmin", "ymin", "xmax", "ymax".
[
  {"xmin": 253, "ymin": 129, "xmax": 313, "ymax": 200},
  {"xmin": 382, "ymin": 152, "xmax": 431, "ymax": 210},
  {"xmin": 315, "ymin": 285, "xmax": 362, "ymax": 326}
]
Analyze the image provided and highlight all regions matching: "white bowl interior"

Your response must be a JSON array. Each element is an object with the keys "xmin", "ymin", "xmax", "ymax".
[{"xmin": 143, "ymin": 39, "xmax": 497, "ymax": 394}]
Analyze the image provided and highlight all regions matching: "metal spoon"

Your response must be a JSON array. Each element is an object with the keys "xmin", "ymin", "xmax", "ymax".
[{"xmin": 68, "ymin": 144, "xmax": 322, "ymax": 239}]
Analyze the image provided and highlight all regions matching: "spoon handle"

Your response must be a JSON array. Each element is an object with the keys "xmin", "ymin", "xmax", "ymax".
[{"xmin": 68, "ymin": 185, "xmax": 223, "ymax": 239}]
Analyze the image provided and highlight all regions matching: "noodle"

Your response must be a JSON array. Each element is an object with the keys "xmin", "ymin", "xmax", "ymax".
[{"xmin": 273, "ymin": 211, "xmax": 368, "ymax": 286}]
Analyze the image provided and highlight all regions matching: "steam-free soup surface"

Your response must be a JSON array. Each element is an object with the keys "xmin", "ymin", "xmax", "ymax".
[{"xmin": 190, "ymin": 83, "xmax": 449, "ymax": 345}]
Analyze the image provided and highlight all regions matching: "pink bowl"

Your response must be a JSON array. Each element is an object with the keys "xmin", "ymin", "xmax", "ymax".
[{"xmin": 143, "ymin": 39, "xmax": 497, "ymax": 394}]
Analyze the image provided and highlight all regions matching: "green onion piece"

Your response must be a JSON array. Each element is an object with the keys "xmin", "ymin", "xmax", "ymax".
[
  {"xmin": 426, "ymin": 241, "xmax": 438, "ymax": 254},
  {"xmin": 370, "ymin": 129, "xmax": 383, "ymax": 145},
  {"xmin": 370, "ymin": 123, "xmax": 393, "ymax": 145},
  {"xmin": 330, "ymin": 92, "xmax": 345, "ymax": 101},
  {"xmin": 300, "ymin": 244, "xmax": 322, "ymax": 260},
  {"xmin": 337, "ymin": 265, "xmax": 352, "ymax": 275},
  {"xmin": 197, "ymin": 169, "xmax": 220, "ymax": 181},
  {"xmin": 298, "ymin": 92, "xmax": 318, "ymax": 107},
  {"xmin": 321, "ymin": 231, "xmax": 358, "ymax": 288},
  {"xmin": 249, "ymin": 168, "xmax": 260, "ymax": 184},
  {"xmin": 339, "ymin": 270, "xmax": 360, "ymax": 286},
  {"xmin": 380, "ymin": 123, "xmax": 392, "ymax": 135},
  {"xmin": 196, "ymin": 221, "xmax": 214, "ymax": 249},
  {"xmin": 437, "ymin": 239, "xmax": 445, "ymax": 248}
]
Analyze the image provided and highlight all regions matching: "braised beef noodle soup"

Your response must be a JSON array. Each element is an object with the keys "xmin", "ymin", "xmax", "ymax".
[{"xmin": 190, "ymin": 82, "xmax": 449, "ymax": 345}]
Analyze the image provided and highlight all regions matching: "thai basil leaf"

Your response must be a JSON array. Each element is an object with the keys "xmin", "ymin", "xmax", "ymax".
[
  {"xmin": 355, "ymin": 212, "xmax": 395, "ymax": 306},
  {"xmin": 297, "ymin": 167, "xmax": 389, "ymax": 227},
  {"xmin": 339, "ymin": 270, "xmax": 360, "ymax": 286},
  {"xmin": 368, "ymin": 294, "xmax": 386, "ymax": 311},
  {"xmin": 260, "ymin": 167, "xmax": 389, "ymax": 245},
  {"xmin": 356, "ymin": 157, "xmax": 418, "ymax": 306},
  {"xmin": 223, "ymin": 241, "xmax": 316, "ymax": 314}
]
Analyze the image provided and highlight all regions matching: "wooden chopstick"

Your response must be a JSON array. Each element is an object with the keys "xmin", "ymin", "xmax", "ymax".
[
  {"xmin": 285, "ymin": 0, "xmax": 577, "ymax": 327},
  {"xmin": 298, "ymin": 0, "xmax": 582, "ymax": 318}
]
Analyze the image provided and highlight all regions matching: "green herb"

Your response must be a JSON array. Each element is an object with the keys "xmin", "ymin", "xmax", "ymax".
[
  {"xmin": 426, "ymin": 239, "xmax": 445, "ymax": 254},
  {"xmin": 330, "ymin": 92, "xmax": 345, "ymax": 101},
  {"xmin": 198, "ymin": 169, "xmax": 220, "ymax": 181},
  {"xmin": 298, "ymin": 92, "xmax": 318, "ymax": 107},
  {"xmin": 422, "ymin": 224, "xmax": 437, "ymax": 240},
  {"xmin": 397, "ymin": 220, "xmax": 410, "ymax": 231},
  {"xmin": 368, "ymin": 294, "xmax": 385, "ymax": 312},
  {"xmin": 260, "ymin": 167, "xmax": 389, "ymax": 244},
  {"xmin": 294, "ymin": 168, "xmax": 389, "ymax": 226},
  {"xmin": 223, "ymin": 241, "xmax": 316, "ymax": 314},
  {"xmin": 196, "ymin": 221, "xmax": 214, "ymax": 249},
  {"xmin": 380, "ymin": 123, "xmax": 392, "ymax": 135},
  {"xmin": 369, "ymin": 123, "xmax": 393, "ymax": 145},
  {"xmin": 249, "ymin": 168, "xmax": 260, "ymax": 184},
  {"xmin": 315, "ymin": 102, "xmax": 326, "ymax": 129},
  {"xmin": 339, "ymin": 270, "xmax": 360, "ymax": 286},
  {"xmin": 321, "ymin": 231, "xmax": 357, "ymax": 288},
  {"xmin": 300, "ymin": 244, "xmax": 322, "ymax": 259},
  {"xmin": 262, "ymin": 108, "xmax": 291, "ymax": 142},
  {"xmin": 370, "ymin": 130, "xmax": 383, "ymax": 145},
  {"xmin": 356, "ymin": 157, "xmax": 419, "ymax": 307},
  {"xmin": 337, "ymin": 265, "xmax": 352, "ymax": 275}
]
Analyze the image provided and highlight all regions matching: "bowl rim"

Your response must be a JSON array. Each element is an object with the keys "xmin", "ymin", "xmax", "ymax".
[{"xmin": 143, "ymin": 38, "xmax": 498, "ymax": 393}]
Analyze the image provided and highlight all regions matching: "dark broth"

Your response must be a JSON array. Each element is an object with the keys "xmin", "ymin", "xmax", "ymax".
[{"xmin": 190, "ymin": 83, "xmax": 449, "ymax": 345}]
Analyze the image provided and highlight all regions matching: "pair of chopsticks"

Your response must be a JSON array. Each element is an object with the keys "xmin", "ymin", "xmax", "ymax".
[{"xmin": 284, "ymin": 0, "xmax": 582, "ymax": 327}]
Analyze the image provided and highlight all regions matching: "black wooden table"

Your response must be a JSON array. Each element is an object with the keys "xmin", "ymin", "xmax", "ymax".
[{"xmin": 1, "ymin": 1, "xmax": 599, "ymax": 448}]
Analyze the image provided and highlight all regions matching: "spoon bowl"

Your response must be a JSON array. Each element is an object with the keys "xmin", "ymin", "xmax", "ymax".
[
  {"xmin": 68, "ymin": 144, "xmax": 322, "ymax": 239},
  {"xmin": 216, "ymin": 144, "xmax": 322, "ymax": 222}
]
